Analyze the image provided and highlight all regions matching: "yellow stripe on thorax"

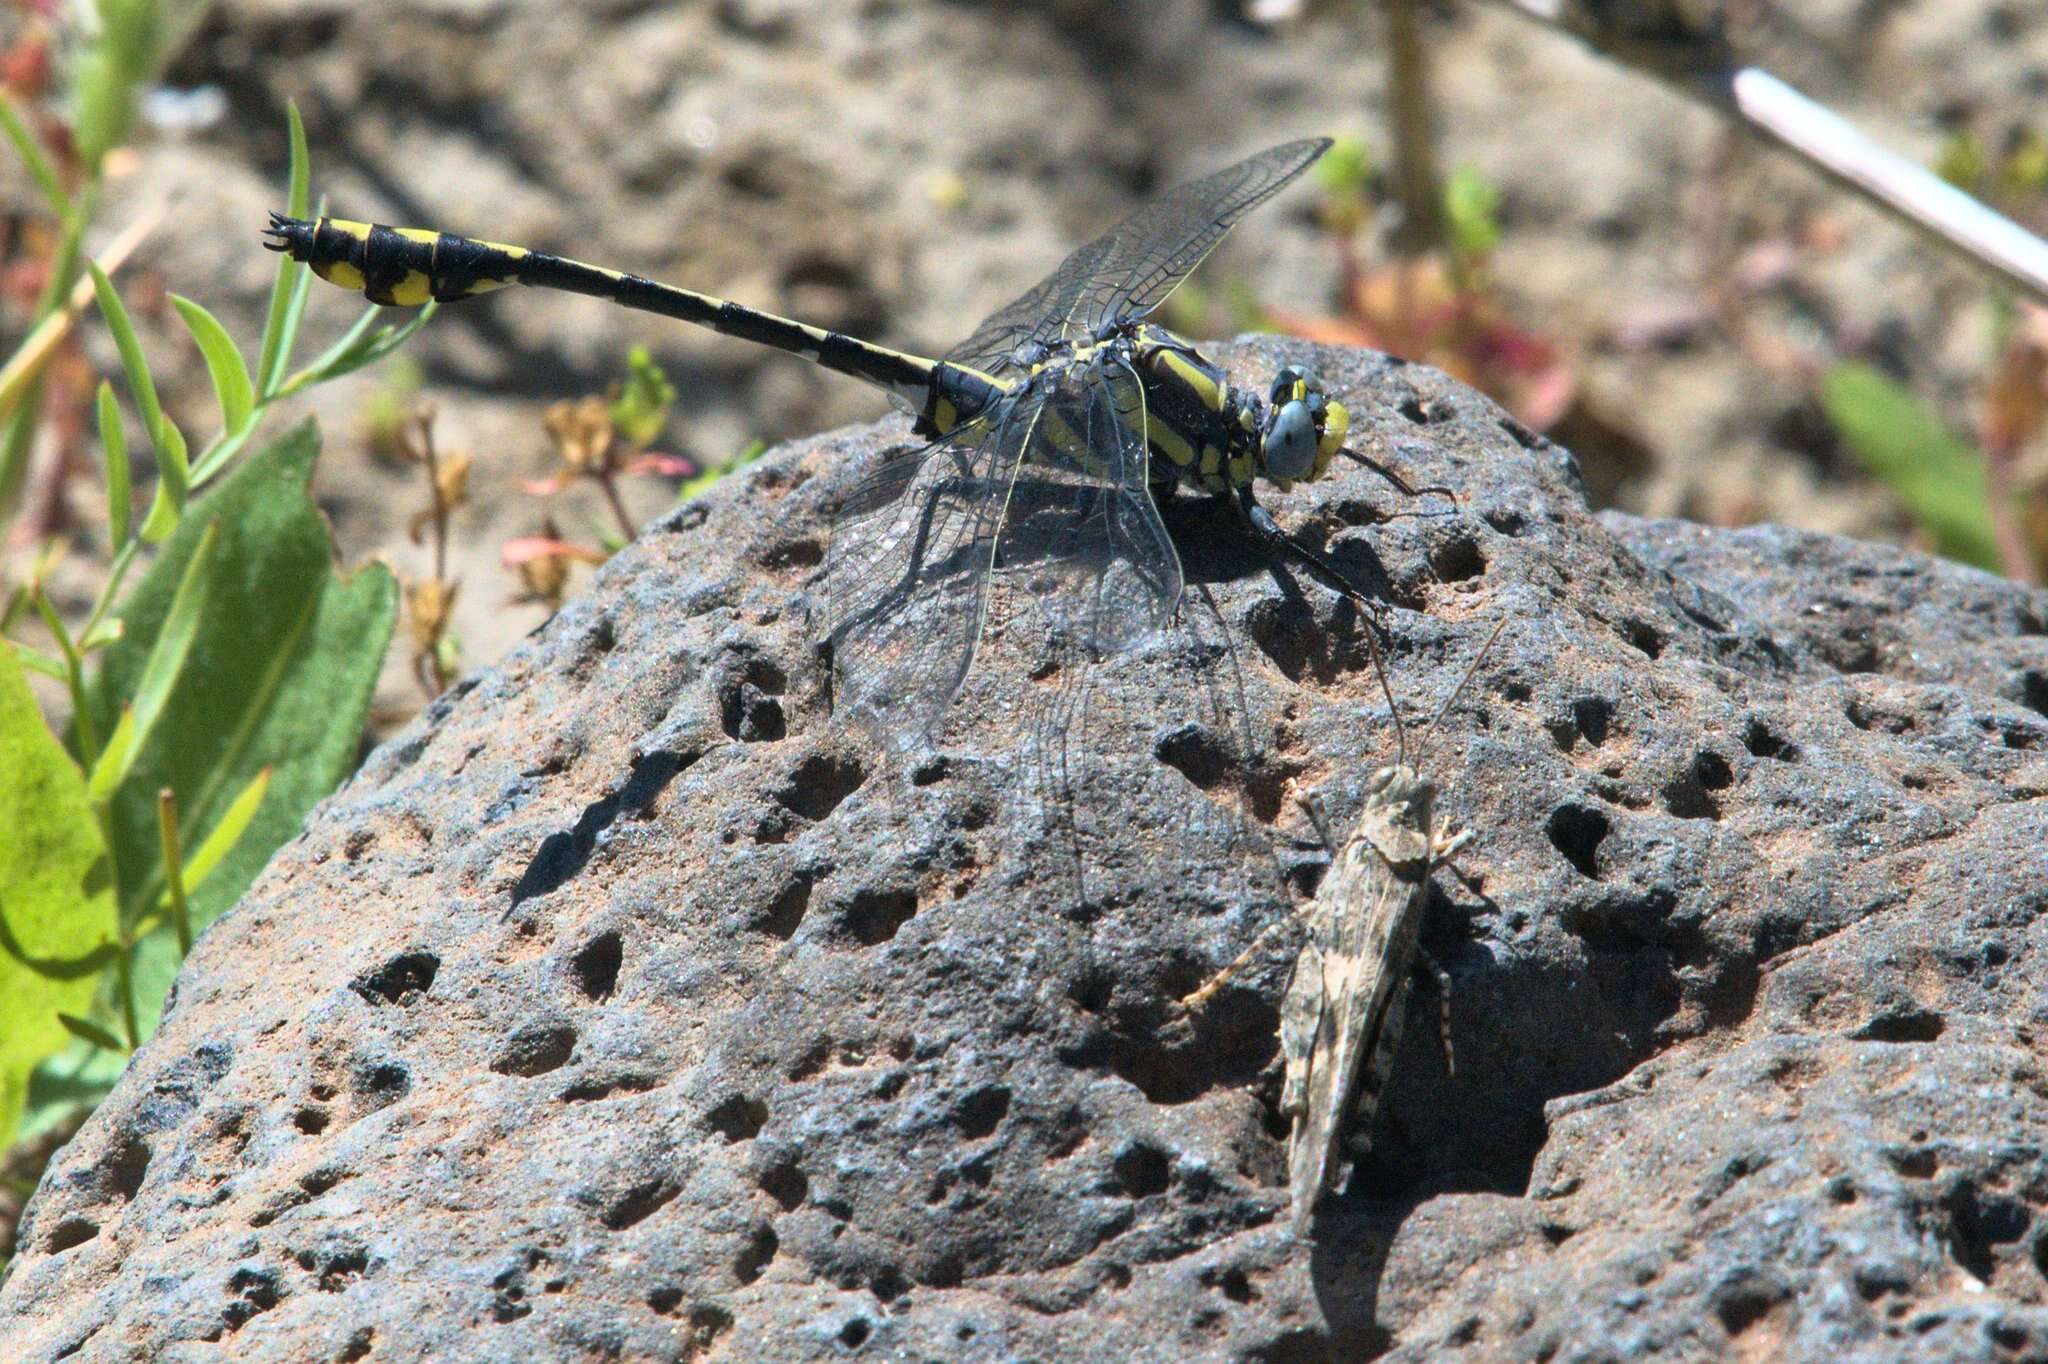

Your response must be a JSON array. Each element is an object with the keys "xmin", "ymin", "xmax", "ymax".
[
  {"xmin": 1149, "ymin": 420, "xmax": 1198, "ymax": 470},
  {"xmin": 1155, "ymin": 347, "xmax": 1225, "ymax": 412}
]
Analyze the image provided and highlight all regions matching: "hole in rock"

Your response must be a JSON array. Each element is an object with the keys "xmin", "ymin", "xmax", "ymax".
[
  {"xmin": 706, "ymin": 1095, "xmax": 769, "ymax": 1143},
  {"xmin": 760, "ymin": 1160, "xmax": 808, "ymax": 1210},
  {"xmin": 776, "ymin": 752, "xmax": 867, "ymax": 821},
  {"xmin": 350, "ymin": 950, "xmax": 439, "ymax": 1007},
  {"xmin": 735, "ymin": 1223, "xmax": 779, "ymax": 1284},
  {"xmin": 1742, "ymin": 719, "xmax": 1796, "ymax": 761},
  {"xmin": 510, "ymin": 749, "xmax": 692, "ymax": 909},
  {"xmin": 571, "ymin": 931, "xmax": 623, "ymax": 1001},
  {"xmin": 602, "ymin": 1179, "xmax": 679, "ymax": 1231},
  {"xmin": 952, "ymin": 1086, "xmax": 1011, "ymax": 1140},
  {"xmin": 1546, "ymin": 804, "xmax": 1610, "ymax": 878},
  {"xmin": 1110, "ymin": 1142, "xmax": 1173, "ymax": 1198},
  {"xmin": 841, "ymin": 886, "xmax": 918, "ymax": 945},
  {"xmin": 491, "ymin": 1023, "xmax": 578, "ymax": 1077}
]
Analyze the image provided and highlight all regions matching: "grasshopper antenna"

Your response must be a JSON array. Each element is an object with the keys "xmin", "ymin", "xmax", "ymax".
[
  {"xmin": 1413, "ymin": 616, "xmax": 1508, "ymax": 769},
  {"xmin": 1359, "ymin": 615, "xmax": 1409, "ymax": 768}
]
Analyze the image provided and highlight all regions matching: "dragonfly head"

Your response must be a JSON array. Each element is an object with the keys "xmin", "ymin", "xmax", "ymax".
[{"xmin": 1257, "ymin": 366, "xmax": 1349, "ymax": 485}]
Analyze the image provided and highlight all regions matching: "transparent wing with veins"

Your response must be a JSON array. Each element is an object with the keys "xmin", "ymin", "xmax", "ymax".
[
  {"xmin": 823, "ymin": 356, "xmax": 1181, "ymax": 750},
  {"xmin": 944, "ymin": 138, "xmax": 1330, "ymax": 376}
]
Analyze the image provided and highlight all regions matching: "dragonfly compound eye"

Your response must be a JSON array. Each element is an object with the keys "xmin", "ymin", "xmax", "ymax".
[
  {"xmin": 1264, "ymin": 398, "xmax": 1318, "ymax": 480},
  {"xmin": 1268, "ymin": 367, "xmax": 1307, "ymax": 407}
]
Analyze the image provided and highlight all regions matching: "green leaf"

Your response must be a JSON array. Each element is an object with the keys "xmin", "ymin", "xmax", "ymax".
[
  {"xmin": 1934, "ymin": 131, "xmax": 1986, "ymax": 195},
  {"xmin": 98, "ymin": 380, "xmax": 132, "ymax": 551},
  {"xmin": 56, "ymin": 1012, "xmax": 126, "ymax": 1054},
  {"xmin": 2003, "ymin": 127, "xmax": 2048, "ymax": 200},
  {"xmin": 82, "ymin": 421, "xmax": 395, "ymax": 1041},
  {"xmin": 0, "ymin": 399, "xmax": 35, "ymax": 517},
  {"xmin": 348, "ymin": 303, "xmax": 439, "ymax": 370},
  {"xmin": 1819, "ymin": 363, "xmax": 2001, "ymax": 571},
  {"xmin": 610, "ymin": 345, "xmax": 676, "ymax": 449},
  {"xmin": 138, "ymin": 481, "xmax": 179, "ymax": 543},
  {"xmin": 170, "ymin": 294, "xmax": 255, "ymax": 436},
  {"xmin": 32, "ymin": 590, "xmax": 95, "ymax": 764},
  {"xmin": 86, "ymin": 705, "xmax": 136, "ymax": 805},
  {"xmin": 78, "ymin": 617, "xmax": 125, "ymax": 653},
  {"xmin": 256, "ymin": 102, "xmax": 311, "ymax": 397},
  {"xmin": 1443, "ymin": 165, "xmax": 1502, "ymax": 264},
  {"xmin": 266, "ymin": 259, "xmax": 317, "ymax": 392},
  {"xmin": 69, "ymin": 0, "xmax": 161, "ymax": 171},
  {"xmin": 282, "ymin": 302, "xmax": 438, "ymax": 396},
  {"xmin": 0, "ymin": 645, "xmax": 116, "ymax": 1152},
  {"xmin": 187, "ymin": 418, "xmax": 260, "ymax": 491},
  {"xmin": 90, "ymin": 262, "xmax": 187, "ymax": 512},
  {"xmin": 18, "ymin": 1045, "xmax": 125, "ymax": 1144},
  {"xmin": 10, "ymin": 641, "xmax": 68, "ymax": 681},
  {"xmin": 289, "ymin": 304, "xmax": 384, "ymax": 387},
  {"xmin": 0, "ymin": 90, "xmax": 70, "ymax": 215},
  {"xmin": 677, "ymin": 438, "xmax": 768, "ymax": 502},
  {"xmin": 107, "ymin": 519, "xmax": 218, "ymax": 798},
  {"xmin": 176, "ymin": 767, "xmax": 271, "ymax": 896},
  {"xmin": 1315, "ymin": 135, "xmax": 1372, "ymax": 194},
  {"xmin": 159, "ymin": 419, "xmax": 189, "ymax": 491}
]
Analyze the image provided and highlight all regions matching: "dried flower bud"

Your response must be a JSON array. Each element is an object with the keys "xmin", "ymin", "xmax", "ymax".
[
  {"xmin": 435, "ymin": 449, "xmax": 473, "ymax": 511},
  {"xmin": 545, "ymin": 396, "xmax": 616, "ymax": 474},
  {"xmin": 405, "ymin": 576, "xmax": 459, "ymax": 652}
]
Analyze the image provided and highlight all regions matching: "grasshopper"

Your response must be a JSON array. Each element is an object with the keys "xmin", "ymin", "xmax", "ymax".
[
  {"xmin": 1281, "ymin": 617, "xmax": 1505, "ymax": 1232},
  {"xmin": 1188, "ymin": 617, "xmax": 1504, "ymax": 1234}
]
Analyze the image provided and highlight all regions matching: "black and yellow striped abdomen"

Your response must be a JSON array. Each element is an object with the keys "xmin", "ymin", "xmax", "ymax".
[
  {"xmin": 263, "ymin": 215, "xmax": 526, "ymax": 307},
  {"xmin": 262, "ymin": 213, "xmax": 1005, "ymax": 438}
]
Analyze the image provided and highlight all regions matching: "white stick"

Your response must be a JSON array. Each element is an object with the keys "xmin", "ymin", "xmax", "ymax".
[{"xmin": 1485, "ymin": 0, "xmax": 2048, "ymax": 307}]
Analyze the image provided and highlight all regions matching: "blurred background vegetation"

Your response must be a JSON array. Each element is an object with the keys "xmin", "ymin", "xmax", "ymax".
[{"xmin": 2, "ymin": 0, "xmax": 2046, "ymax": 1266}]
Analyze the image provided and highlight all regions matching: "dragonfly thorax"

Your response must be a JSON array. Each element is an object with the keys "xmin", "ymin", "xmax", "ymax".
[{"xmin": 1117, "ymin": 327, "xmax": 1349, "ymax": 494}]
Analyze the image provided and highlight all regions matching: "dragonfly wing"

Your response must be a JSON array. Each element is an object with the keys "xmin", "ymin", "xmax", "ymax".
[
  {"xmin": 943, "ymin": 234, "xmax": 1113, "ymax": 379},
  {"xmin": 992, "ymin": 358, "xmax": 1182, "ymax": 657},
  {"xmin": 1068, "ymin": 137, "xmax": 1331, "ymax": 337},
  {"xmin": 943, "ymin": 140, "xmax": 1327, "ymax": 375},
  {"xmin": 822, "ymin": 399, "xmax": 1034, "ymax": 750}
]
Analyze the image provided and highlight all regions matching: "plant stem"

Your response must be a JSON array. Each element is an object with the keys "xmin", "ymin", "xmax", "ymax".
[
  {"xmin": 31, "ymin": 587, "xmax": 98, "ymax": 763},
  {"xmin": 598, "ymin": 470, "xmax": 637, "ymax": 542},
  {"xmin": 76, "ymin": 534, "xmax": 141, "ymax": 650},
  {"xmin": 1382, "ymin": 0, "xmax": 1445, "ymax": 260},
  {"xmin": 417, "ymin": 414, "xmax": 450, "ymax": 583},
  {"xmin": 157, "ymin": 788, "xmax": 191, "ymax": 956},
  {"xmin": 113, "ymin": 937, "xmax": 138, "ymax": 1052},
  {"xmin": 0, "ymin": 185, "xmax": 100, "ymax": 521}
]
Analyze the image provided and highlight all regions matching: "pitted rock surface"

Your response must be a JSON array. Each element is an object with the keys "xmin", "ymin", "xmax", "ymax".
[{"xmin": 3, "ymin": 340, "xmax": 2045, "ymax": 1362}]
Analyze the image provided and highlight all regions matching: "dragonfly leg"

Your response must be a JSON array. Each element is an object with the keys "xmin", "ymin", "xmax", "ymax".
[
  {"xmin": 1232, "ymin": 485, "xmax": 1379, "ymax": 614},
  {"xmin": 1336, "ymin": 446, "xmax": 1459, "ymax": 508}
]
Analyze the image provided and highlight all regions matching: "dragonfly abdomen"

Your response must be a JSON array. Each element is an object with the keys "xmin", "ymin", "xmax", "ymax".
[{"xmin": 262, "ymin": 214, "xmax": 1000, "ymax": 425}]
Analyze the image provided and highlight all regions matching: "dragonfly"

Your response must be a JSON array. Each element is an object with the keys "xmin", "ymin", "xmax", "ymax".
[{"xmin": 265, "ymin": 138, "xmax": 1434, "ymax": 748}]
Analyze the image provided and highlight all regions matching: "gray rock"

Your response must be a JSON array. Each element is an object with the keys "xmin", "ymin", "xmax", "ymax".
[{"xmin": 3, "ymin": 340, "xmax": 2045, "ymax": 1362}]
